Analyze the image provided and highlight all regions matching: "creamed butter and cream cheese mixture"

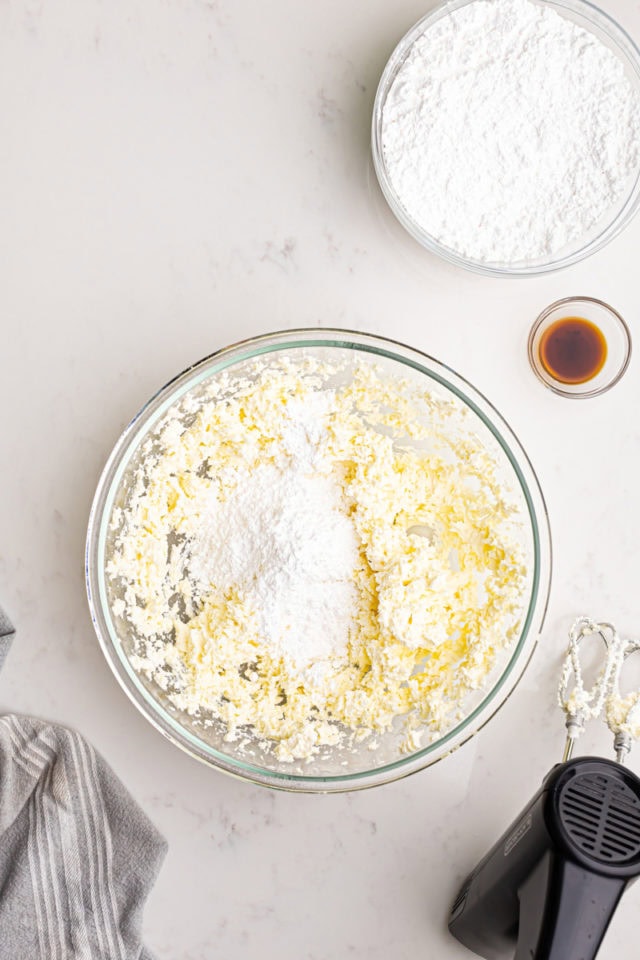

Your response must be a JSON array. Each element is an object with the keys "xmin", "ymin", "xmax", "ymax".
[{"xmin": 107, "ymin": 356, "xmax": 527, "ymax": 761}]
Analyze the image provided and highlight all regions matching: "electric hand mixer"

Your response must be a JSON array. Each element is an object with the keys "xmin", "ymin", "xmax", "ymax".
[{"xmin": 449, "ymin": 617, "xmax": 640, "ymax": 960}]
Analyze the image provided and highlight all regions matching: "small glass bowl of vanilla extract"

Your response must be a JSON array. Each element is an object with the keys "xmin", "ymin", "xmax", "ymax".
[{"xmin": 528, "ymin": 297, "xmax": 632, "ymax": 398}]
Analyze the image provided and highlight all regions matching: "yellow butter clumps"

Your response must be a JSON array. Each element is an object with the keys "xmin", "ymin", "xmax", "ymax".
[{"xmin": 107, "ymin": 358, "xmax": 527, "ymax": 761}]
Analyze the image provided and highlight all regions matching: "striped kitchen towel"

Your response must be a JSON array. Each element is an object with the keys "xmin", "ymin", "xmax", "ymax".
[{"xmin": 0, "ymin": 608, "xmax": 167, "ymax": 959}]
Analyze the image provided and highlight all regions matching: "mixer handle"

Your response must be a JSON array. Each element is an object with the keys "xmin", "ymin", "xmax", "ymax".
[{"xmin": 516, "ymin": 852, "xmax": 625, "ymax": 960}]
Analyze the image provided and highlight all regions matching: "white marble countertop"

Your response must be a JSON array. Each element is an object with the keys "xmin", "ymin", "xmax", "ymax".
[{"xmin": 2, "ymin": 0, "xmax": 640, "ymax": 956}]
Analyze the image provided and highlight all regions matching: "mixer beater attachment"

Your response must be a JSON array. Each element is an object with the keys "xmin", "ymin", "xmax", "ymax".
[{"xmin": 559, "ymin": 616, "xmax": 640, "ymax": 764}]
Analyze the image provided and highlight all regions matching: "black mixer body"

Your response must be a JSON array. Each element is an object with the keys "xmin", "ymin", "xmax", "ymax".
[{"xmin": 449, "ymin": 757, "xmax": 640, "ymax": 960}]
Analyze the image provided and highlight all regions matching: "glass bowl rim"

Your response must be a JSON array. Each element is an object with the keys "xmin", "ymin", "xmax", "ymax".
[
  {"xmin": 527, "ymin": 295, "xmax": 633, "ymax": 398},
  {"xmin": 371, "ymin": 0, "xmax": 640, "ymax": 279},
  {"xmin": 86, "ymin": 328, "xmax": 552, "ymax": 792}
]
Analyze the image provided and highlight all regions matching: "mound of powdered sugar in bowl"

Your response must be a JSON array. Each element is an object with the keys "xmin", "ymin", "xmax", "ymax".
[{"xmin": 378, "ymin": 0, "xmax": 640, "ymax": 265}]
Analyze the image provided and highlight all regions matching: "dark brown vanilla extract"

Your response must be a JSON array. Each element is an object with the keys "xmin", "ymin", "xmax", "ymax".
[{"xmin": 539, "ymin": 316, "xmax": 607, "ymax": 385}]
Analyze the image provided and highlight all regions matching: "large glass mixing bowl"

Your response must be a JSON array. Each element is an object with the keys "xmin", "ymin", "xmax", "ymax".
[{"xmin": 86, "ymin": 330, "xmax": 551, "ymax": 792}]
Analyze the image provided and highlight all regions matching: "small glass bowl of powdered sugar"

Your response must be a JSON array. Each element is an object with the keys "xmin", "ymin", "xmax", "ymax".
[{"xmin": 372, "ymin": 0, "xmax": 640, "ymax": 277}]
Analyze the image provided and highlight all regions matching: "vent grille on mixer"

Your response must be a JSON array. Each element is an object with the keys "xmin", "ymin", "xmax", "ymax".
[{"xmin": 559, "ymin": 773, "xmax": 640, "ymax": 863}]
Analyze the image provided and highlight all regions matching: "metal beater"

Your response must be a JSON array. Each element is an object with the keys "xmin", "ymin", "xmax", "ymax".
[{"xmin": 559, "ymin": 615, "xmax": 640, "ymax": 764}]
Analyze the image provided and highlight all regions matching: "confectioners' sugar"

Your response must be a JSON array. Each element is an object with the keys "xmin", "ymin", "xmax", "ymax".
[{"xmin": 381, "ymin": 0, "xmax": 640, "ymax": 263}]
